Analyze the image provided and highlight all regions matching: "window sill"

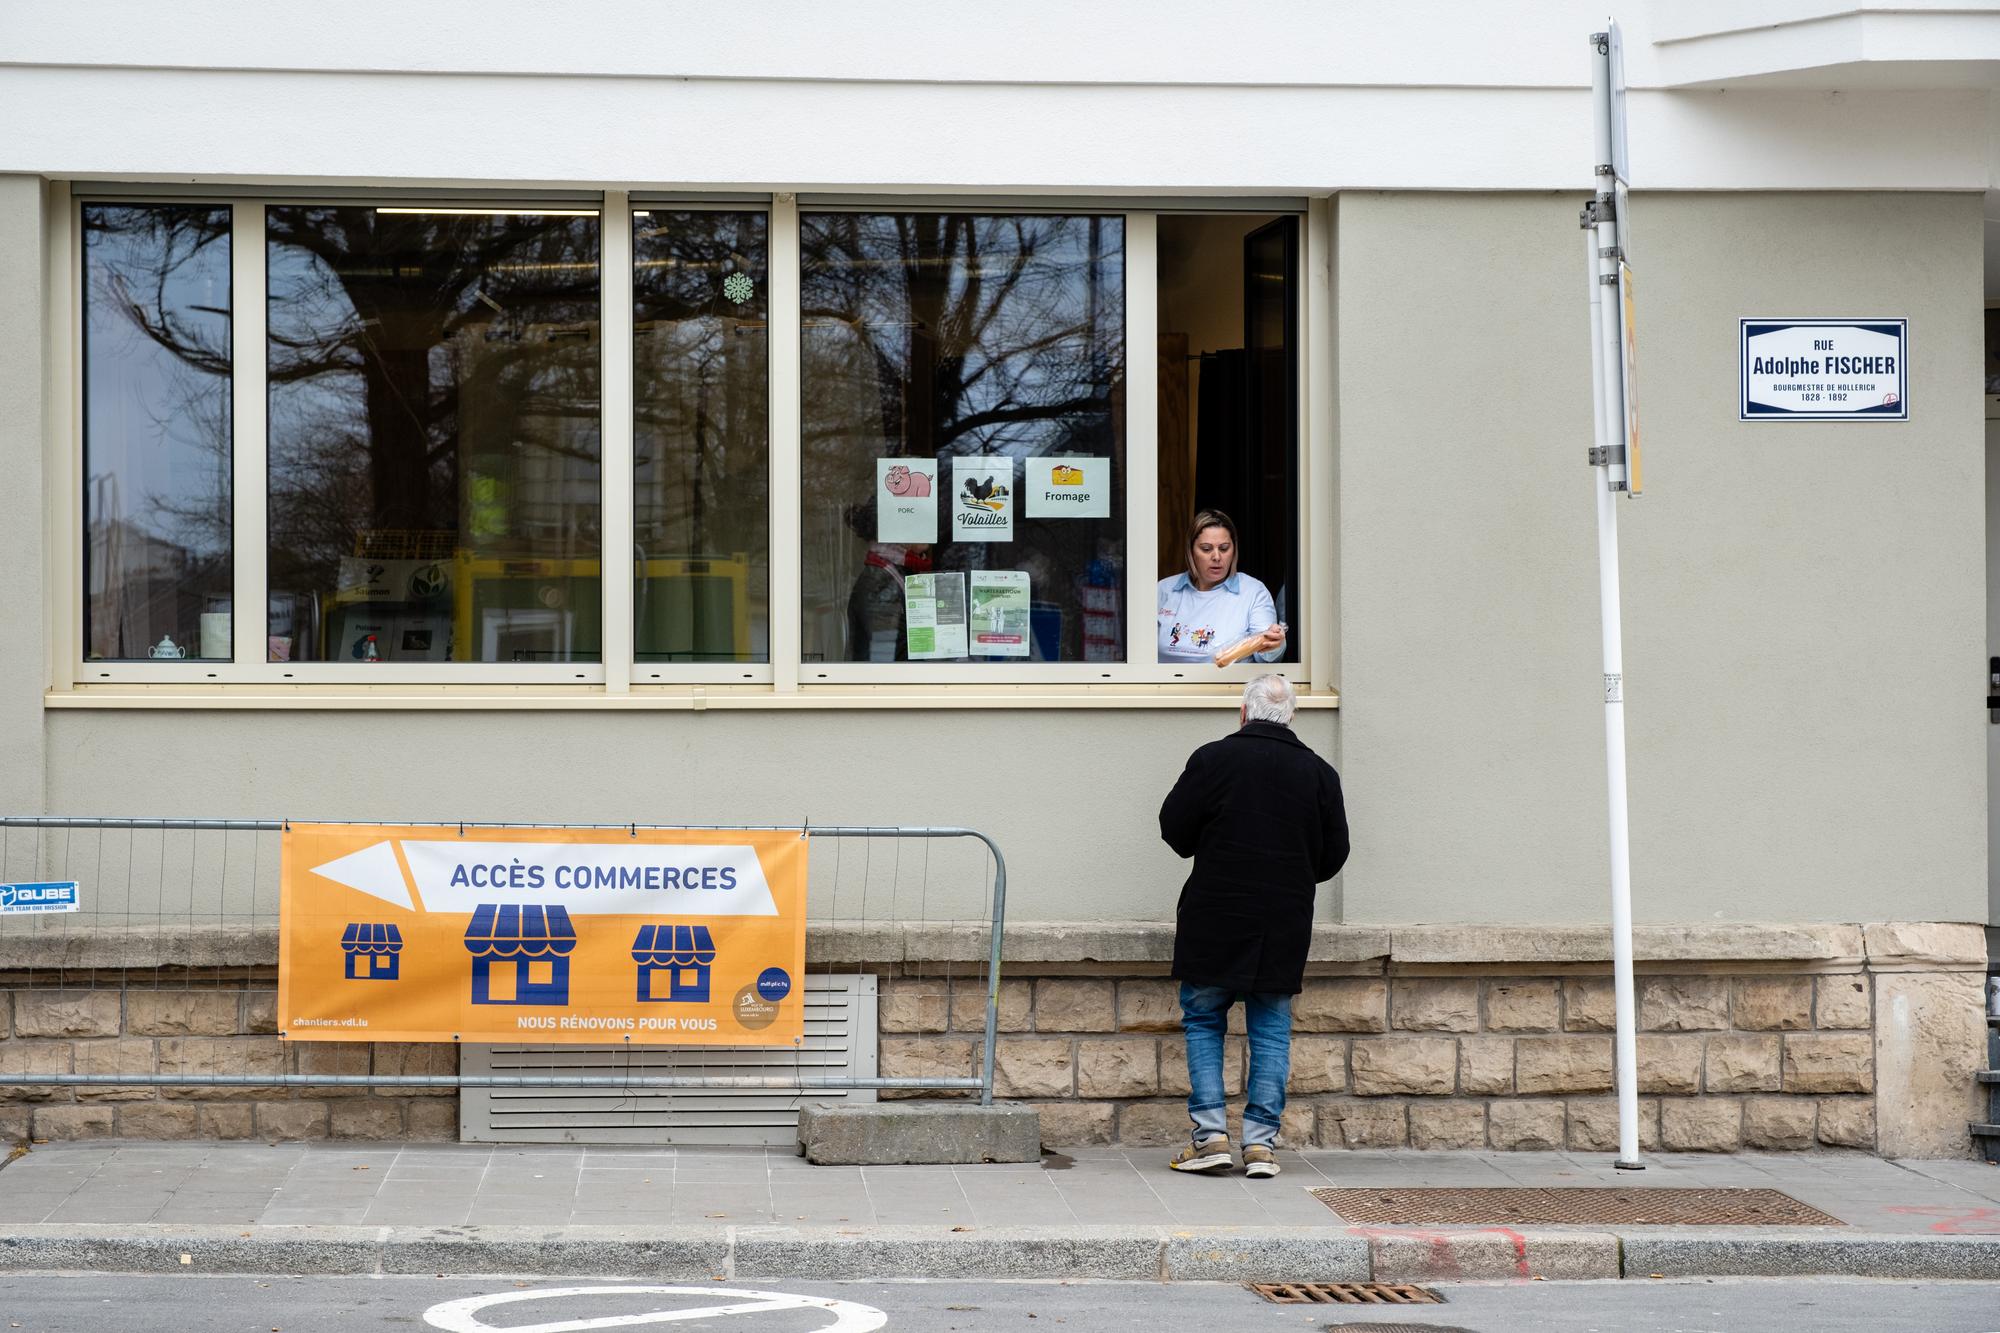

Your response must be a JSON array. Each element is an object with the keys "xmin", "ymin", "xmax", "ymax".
[{"xmin": 44, "ymin": 683, "xmax": 1339, "ymax": 712}]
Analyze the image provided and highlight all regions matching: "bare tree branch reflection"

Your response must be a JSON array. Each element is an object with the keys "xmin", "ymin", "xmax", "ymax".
[
  {"xmin": 82, "ymin": 204, "xmax": 233, "ymax": 659},
  {"xmin": 799, "ymin": 212, "xmax": 1125, "ymax": 663},
  {"xmin": 632, "ymin": 211, "xmax": 770, "ymax": 662}
]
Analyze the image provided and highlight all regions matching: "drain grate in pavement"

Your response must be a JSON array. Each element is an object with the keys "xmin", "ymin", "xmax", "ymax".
[
  {"xmin": 1310, "ymin": 1186, "xmax": 1845, "ymax": 1227},
  {"xmin": 1248, "ymin": 1282, "xmax": 1443, "ymax": 1305}
]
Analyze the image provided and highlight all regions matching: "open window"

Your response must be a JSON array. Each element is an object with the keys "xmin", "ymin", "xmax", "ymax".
[{"xmin": 1155, "ymin": 213, "xmax": 1300, "ymax": 667}]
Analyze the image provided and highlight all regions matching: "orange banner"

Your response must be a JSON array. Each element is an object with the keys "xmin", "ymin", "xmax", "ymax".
[{"xmin": 278, "ymin": 824, "xmax": 807, "ymax": 1046}]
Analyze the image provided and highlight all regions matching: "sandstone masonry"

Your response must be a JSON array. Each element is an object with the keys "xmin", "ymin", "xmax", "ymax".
[
  {"xmin": 0, "ymin": 920, "xmax": 1979, "ymax": 1157},
  {"xmin": 865, "ymin": 920, "xmax": 1981, "ymax": 1157},
  {"xmin": 0, "ymin": 979, "xmax": 455, "ymax": 1143}
]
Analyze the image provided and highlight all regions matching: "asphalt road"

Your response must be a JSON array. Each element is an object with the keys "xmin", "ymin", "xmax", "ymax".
[{"xmin": 1, "ymin": 1274, "xmax": 1998, "ymax": 1332}]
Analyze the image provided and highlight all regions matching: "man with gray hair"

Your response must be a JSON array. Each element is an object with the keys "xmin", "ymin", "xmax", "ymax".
[{"xmin": 1158, "ymin": 674, "xmax": 1348, "ymax": 1178}]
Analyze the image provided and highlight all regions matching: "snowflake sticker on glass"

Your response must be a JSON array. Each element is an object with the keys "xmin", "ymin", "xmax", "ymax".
[{"xmin": 722, "ymin": 272, "xmax": 754, "ymax": 305}]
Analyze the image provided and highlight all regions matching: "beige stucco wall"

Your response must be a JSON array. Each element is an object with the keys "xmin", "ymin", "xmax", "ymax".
[
  {"xmin": 42, "ymin": 707, "xmax": 1338, "ymax": 924},
  {"xmin": 0, "ymin": 178, "xmax": 48, "ymax": 818},
  {"xmin": 1337, "ymin": 190, "xmax": 1986, "ymax": 926}
]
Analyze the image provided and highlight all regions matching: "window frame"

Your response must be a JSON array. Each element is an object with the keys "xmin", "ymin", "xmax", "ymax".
[
  {"xmin": 791, "ymin": 202, "xmax": 1143, "ymax": 684},
  {"xmin": 56, "ymin": 185, "xmax": 1330, "ymax": 700},
  {"xmin": 69, "ymin": 191, "xmax": 249, "ymax": 684}
]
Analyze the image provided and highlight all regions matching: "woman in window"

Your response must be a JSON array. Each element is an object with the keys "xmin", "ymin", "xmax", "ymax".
[{"xmin": 1157, "ymin": 509, "xmax": 1286, "ymax": 664}]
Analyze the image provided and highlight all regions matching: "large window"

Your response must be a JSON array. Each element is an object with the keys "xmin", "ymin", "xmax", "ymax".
[
  {"xmin": 799, "ymin": 212, "xmax": 1126, "ymax": 665},
  {"xmin": 632, "ymin": 209, "xmax": 769, "ymax": 663},
  {"xmin": 265, "ymin": 206, "xmax": 602, "ymax": 664},
  {"xmin": 69, "ymin": 193, "xmax": 1313, "ymax": 692},
  {"xmin": 82, "ymin": 203, "xmax": 233, "ymax": 661}
]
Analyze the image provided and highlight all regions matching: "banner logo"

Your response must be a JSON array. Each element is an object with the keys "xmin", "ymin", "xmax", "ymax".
[{"xmin": 0, "ymin": 881, "xmax": 80, "ymax": 914}]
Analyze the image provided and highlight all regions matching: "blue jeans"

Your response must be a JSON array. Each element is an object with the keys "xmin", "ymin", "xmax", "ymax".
[{"xmin": 1180, "ymin": 982, "xmax": 1292, "ymax": 1148}]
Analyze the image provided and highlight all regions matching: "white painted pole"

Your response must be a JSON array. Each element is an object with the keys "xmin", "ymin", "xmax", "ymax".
[{"xmin": 1587, "ymin": 29, "xmax": 1643, "ymax": 1170}]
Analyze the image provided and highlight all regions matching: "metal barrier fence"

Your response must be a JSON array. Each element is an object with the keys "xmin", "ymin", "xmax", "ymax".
[{"xmin": 0, "ymin": 817, "xmax": 1005, "ymax": 1107}]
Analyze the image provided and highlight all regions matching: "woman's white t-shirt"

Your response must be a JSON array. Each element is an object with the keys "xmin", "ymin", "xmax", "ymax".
[{"xmin": 1156, "ymin": 572, "xmax": 1283, "ymax": 663}]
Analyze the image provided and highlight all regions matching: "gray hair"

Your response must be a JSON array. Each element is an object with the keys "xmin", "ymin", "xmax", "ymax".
[{"xmin": 1242, "ymin": 673, "xmax": 1297, "ymax": 725}]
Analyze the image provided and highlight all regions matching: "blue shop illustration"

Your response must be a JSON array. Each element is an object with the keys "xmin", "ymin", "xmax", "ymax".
[
  {"xmin": 464, "ymin": 904, "xmax": 576, "ymax": 1005},
  {"xmin": 340, "ymin": 922, "xmax": 403, "ymax": 980},
  {"xmin": 632, "ymin": 924, "xmax": 717, "ymax": 1003}
]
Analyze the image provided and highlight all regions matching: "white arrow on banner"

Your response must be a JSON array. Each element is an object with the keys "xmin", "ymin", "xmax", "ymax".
[{"xmin": 309, "ymin": 840, "xmax": 778, "ymax": 916}]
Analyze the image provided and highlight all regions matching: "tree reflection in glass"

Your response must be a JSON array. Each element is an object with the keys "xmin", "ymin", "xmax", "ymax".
[
  {"xmin": 800, "ymin": 213, "xmax": 1125, "ymax": 664},
  {"xmin": 82, "ymin": 204, "xmax": 233, "ymax": 661},
  {"xmin": 633, "ymin": 210, "xmax": 769, "ymax": 664},
  {"xmin": 265, "ymin": 207, "xmax": 601, "ymax": 664}
]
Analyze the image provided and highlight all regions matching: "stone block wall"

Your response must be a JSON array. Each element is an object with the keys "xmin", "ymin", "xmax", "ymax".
[
  {"xmin": 872, "ymin": 920, "xmax": 1990, "ymax": 1157},
  {"xmin": 0, "ymin": 920, "xmax": 1981, "ymax": 1156},
  {"xmin": 877, "ymin": 971, "xmax": 1880, "ymax": 1152},
  {"xmin": 0, "ymin": 979, "xmax": 458, "ymax": 1142}
]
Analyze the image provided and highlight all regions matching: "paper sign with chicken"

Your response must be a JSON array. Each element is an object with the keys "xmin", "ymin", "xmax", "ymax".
[{"xmin": 951, "ymin": 459, "xmax": 1015, "ymax": 542}]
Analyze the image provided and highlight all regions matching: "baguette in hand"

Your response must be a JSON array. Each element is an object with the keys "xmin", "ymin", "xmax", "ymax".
[{"xmin": 1213, "ymin": 622, "xmax": 1286, "ymax": 668}]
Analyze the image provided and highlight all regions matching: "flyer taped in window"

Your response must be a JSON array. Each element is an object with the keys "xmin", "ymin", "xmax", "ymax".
[
  {"xmin": 969, "ymin": 571, "xmax": 1031, "ymax": 657},
  {"xmin": 904, "ymin": 572, "xmax": 968, "ymax": 660}
]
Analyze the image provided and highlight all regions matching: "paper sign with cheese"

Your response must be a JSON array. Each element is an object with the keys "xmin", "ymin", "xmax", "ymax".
[{"xmin": 1023, "ymin": 456, "xmax": 1110, "ymax": 518}]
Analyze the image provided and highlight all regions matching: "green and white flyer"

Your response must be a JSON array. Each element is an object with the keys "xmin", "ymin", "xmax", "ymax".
[
  {"xmin": 969, "ymin": 570, "xmax": 1030, "ymax": 657},
  {"xmin": 903, "ymin": 571, "xmax": 967, "ymax": 660}
]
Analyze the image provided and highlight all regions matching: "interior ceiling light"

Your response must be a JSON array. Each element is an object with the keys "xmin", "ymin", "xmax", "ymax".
[{"xmin": 375, "ymin": 207, "xmax": 599, "ymax": 217}]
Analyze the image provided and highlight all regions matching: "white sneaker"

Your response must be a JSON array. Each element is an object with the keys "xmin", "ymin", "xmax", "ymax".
[{"xmin": 1242, "ymin": 1144, "xmax": 1280, "ymax": 1178}]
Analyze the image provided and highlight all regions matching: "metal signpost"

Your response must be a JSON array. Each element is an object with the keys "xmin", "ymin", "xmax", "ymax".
[{"xmin": 1583, "ymin": 22, "xmax": 1643, "ymax": 1171}]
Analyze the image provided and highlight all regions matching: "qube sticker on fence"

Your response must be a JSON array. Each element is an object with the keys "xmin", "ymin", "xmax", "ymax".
[
  {"xmin": 0, "ymin": 881, "xmax": 80, "ymax": 914},
  {"xmin": 277, "ymin": 824, "xmax": 808, "ymax": 1047}
]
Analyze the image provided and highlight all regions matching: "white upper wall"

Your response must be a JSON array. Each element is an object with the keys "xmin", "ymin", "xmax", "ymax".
[
  {"xmin": 1, "ymin": 0, "xmax": 1995, "ymax": 191},
  {"xmin": 1654, "ymin": 1, "xmax": 2000, "ymax": 89}
]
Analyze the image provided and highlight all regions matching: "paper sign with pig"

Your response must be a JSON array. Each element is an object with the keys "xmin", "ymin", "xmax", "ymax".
[{"xmin": 875, "ymin": 457, "xmax": 939, "ymax": 543}]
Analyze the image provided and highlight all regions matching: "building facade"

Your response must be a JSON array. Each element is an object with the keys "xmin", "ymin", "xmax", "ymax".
[{"xmin": 0, "ymin": 2, "xmax": 1994, "ymax": 1155}]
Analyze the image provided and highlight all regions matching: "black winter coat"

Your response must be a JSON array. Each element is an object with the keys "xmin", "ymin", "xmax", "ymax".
[{"xmin": 1158, "ymin": 720, "xmax": 1350, "ymax": 995}]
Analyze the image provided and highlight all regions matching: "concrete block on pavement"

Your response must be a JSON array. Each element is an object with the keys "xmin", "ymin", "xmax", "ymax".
[{"xmin": 797, "ymin": 1101, "xmax": 1040, "ymax": 1165}]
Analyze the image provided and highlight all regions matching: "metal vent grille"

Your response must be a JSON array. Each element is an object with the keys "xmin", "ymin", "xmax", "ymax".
[
  {"xmin": 1310, "ymin": 1186, "xmax": 1845, "ymax": 1227},
  {"xmin": 1248, "ymin": 1283, "xmax": 1442, "ymax": 1305},
  {"xmin": 459, "ymin": 973, "xmax": 878, "ymax": 1146}
]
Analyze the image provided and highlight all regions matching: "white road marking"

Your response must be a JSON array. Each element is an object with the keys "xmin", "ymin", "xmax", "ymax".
[{"xmin": 422, "ymin": 1284, "xmax": 888, "ymax": 1333}]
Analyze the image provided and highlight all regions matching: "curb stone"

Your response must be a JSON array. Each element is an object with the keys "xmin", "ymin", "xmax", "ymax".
[
  {"xmin": 1618, "ymin": 1232, "xmax": 2000, "ymax": 1281},
  {"xmin": 732, "ymin": 1225, "xmax": 1165, "ymax": 1282},
  {"xmin": 1364, "ymin": 1229, "xmax": 1622, "ymax": 1282},
  {"xmin": 1159, "ymin": 1230, "xmax": 1370, "ymax": 1282},
  {"xmin": 0, "ymin": 1223, "xmax": 1994, "ymax": 1282}
]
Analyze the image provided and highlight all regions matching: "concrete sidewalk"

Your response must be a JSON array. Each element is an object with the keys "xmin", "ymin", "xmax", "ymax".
[{"xmin": 1, "ymin": 1140, "xmax": 1997, "ymax": 1282}]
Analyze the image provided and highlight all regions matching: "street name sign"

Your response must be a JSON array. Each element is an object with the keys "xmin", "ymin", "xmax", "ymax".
[{"xmin": 1740, "ymin": 318, "xmax": 1907, "ymax": 421}]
